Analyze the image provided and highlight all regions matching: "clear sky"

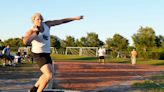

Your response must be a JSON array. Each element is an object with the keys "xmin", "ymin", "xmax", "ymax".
[{"xmin": 0, "ymin": 0, "xmax": 164, "ymax": 45}]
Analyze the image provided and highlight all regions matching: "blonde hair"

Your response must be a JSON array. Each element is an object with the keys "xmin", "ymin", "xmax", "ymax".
[{"xmin": 31, "ymin": 12, "xmax": 43, "ymax": 23}]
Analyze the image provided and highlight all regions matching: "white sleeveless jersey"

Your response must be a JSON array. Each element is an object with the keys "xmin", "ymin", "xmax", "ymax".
[
  {"xmin": 31, "ymin": 23, "xmax": 50, "ymax": 53},
  {"xmin": 98, "ymin": 48, "xmax": 106, "ymax": 56}
]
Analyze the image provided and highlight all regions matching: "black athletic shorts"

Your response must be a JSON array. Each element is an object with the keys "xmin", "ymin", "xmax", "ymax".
[
  {"xmin": 99, "ymin": 56, "xmax": 104, "ymax": 59},
  {"xmin": 32, "ymin": 53, "xmax": 52, "ymax": 68}
]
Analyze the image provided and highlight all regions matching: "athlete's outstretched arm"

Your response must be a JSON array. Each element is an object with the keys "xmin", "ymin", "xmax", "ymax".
[{"xmin": 45, "ymin": 16, "xmax": 83, "ymax": 27}]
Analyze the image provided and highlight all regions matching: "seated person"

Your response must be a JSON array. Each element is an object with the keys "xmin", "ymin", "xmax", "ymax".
[
  {"xmin": 2, "ymin": 45, "xmax": 14, "ymax": 66},
  {"xmin": 14, "ymin": 52, "xmax": 21, "ymax": 64}
]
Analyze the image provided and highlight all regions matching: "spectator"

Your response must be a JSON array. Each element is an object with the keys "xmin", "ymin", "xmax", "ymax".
[
  {"xmin": 131, "ymin": 48, "xmax": 137, "ymax": 65},
  {"xmin": 17, "ymin": 47, "xmax": 21, "ymax": 56},
  {"xmin": 98, "ymin": 47, "xmax": 106, "ymax": 63},
  {"xmin": 2, "ymin": 45, "xmax": 14, "ymax": 66},
  {"xmin": 14, "ymin": 52, "xmax": 21, "ymax": 64}
]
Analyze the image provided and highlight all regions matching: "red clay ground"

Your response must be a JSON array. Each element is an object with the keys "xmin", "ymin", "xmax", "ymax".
[
  {"xmin": 0, "ymin": 61, "xmax": 163, "ymax": 92},
  {"xmin": 54, "ymin": 61, "xmax": 164, "ymax": 91}
]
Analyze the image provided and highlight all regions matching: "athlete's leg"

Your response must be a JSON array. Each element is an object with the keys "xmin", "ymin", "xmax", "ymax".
[
  {"xmin": 131, "ymin": 57, "xmax": 136, "ymax": 65},
  {"xmin": 102, "ymin": 59, "xmax": 105, "ymax": 63},
  {"xmin": 36, "ymin": 63, "xmax": 53, "ymax": 92}
]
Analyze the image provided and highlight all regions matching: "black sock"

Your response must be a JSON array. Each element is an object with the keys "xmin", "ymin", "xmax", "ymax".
[{"xmin": 30, "ymin": 86, "xmax": 38, "ymax": 92}]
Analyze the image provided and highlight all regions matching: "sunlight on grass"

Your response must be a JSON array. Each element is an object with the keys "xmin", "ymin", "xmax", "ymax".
[
  {"xmin": 51, "ymin": 54, "xmax": 94, "ymax": 60},
  {"xmin": 133, "ymin": 80, "xmax": 164, "ymax": 89},
  {"xmin": 136, "ymin": 60, "xmax": 164, "ymax": 66},
  {"xmin": 50, "ymin": 54, "xmax": 164, "ymax": 65},
  {"xmin": 132, "ymin": 75, "xmax": 164, "ymax": 92},
  {"xmin": 152, "ymin": 75, "xmax": 164, "ymax": 79}
]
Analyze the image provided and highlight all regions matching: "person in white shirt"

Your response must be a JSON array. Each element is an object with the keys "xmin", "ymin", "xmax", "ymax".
[
  {"xmin": 14, "ymin": 52, "xmax": 21, "ymax": 64},
  {"xmin": 98, "ymin": 47, "xmax": 106, "ymax": 63},
  {"xmin": 23, "ymin": 12, "xmax": 83, "ymax": 92}
]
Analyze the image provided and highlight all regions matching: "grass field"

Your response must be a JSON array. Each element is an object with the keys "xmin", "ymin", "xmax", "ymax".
[
  {"xmin": 132, "ymin": 75, "xmax": 164, "ymax": 92},
  {"xmin": 51, "ymin": 54, "xmax": 164, "ymax": 65}
]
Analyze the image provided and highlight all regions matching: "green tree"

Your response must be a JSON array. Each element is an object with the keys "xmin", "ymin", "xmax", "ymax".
[
  {"xmin": 106, "ymin": 34, "xmax": 129, "ymax": 58},
  {"xmin": 0, "ymin": 39, "xmax": 5, "ymax": 50},
  {"xmin": 106, "ymin": 37, "xmax": 113, "ymax": 49},
  {"xmin": 132, "ymin": 26, "xmax": 156, "ymax": 52},
  {"xmin": 3, "ymin": 37, "xmax": 23, "ymax": 51},
  {"xmin": 65, "ymin": 36, "xmax": 76, "ymax": 47},
  {"xmin": 50, "ymin": 35, "xmax": 61, "ymax": 49},
  {"xmin": 76, "ymin": 37, "xmax": 88, "ymax": 47},
  {"xmin": 86, "ymin": 32, "xmax": 104, "ymax": 47},
  {"xmin": 155, "ymin": 35, "xmax": 164, "ymax": 47},
  {"xmin": 106, "ymin": 34, "xmax": 129, "ymax": 51},
  {"xmin": 61, "ymin": 40, "xmax": 66, "ymax": 49}
]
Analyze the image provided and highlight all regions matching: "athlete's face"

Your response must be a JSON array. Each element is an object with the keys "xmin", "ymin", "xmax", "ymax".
[{"xmin": 33, "ymin": 16, "xmax": 42, "ymax": 26}]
